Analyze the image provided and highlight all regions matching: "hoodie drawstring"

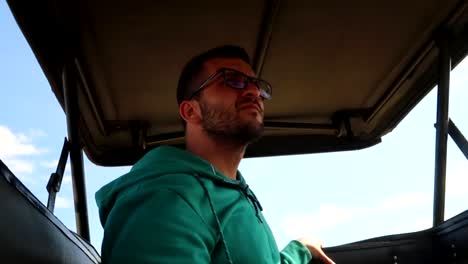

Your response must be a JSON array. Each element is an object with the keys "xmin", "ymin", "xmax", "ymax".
[
  {"xmin": 240, "ymin": 184, "xmax": 264, "ymax": 223},
  {"xmin": 209, "ymin": 164, "xmax": 263, "ymax": 222},
  {"xmin": 193, "ymin": 176, "xmax": 234, "ymax": 264}
]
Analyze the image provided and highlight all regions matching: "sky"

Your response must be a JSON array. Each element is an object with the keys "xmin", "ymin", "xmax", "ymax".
[{"xmin": 1, "ymin": 1, "xmax": 467, "ymax": 254}]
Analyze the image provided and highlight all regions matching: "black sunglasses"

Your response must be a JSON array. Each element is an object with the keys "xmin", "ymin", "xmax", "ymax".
[{"xmin": 187, "ymin": 67, "xmax": 272, "ymax": 100}]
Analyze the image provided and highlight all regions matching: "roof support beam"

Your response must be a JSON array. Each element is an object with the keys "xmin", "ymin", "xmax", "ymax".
[
  {"xmin": 433, "ymin": 31, "xmax": 451, "ymax": 227},
  {"xmin": 253, "ymin": 0, "xmax": 281, "ymax": 76},
  {"xmin": 46, "ymin": 138, "xmax": 70, "ymax": 213},
  {"xmin": 448, "ymin": 119, "xmax": 468, "ymax": 160},
  {"xmin": 63, "ymin": 61, "xmax": 90, "ymax": 241}
]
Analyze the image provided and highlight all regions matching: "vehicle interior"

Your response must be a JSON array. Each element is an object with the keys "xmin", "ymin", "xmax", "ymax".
[{"xmin": 3, "ymin": 0, "xmax": 468, "ymax": 263}]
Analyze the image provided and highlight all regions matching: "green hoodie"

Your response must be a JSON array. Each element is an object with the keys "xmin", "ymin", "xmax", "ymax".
[{"xmin": 96, "ymin": 146, "xmax": 312, "ymax": 263}]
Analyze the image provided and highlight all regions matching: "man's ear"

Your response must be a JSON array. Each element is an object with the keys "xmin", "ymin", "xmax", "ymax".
[{"xmin": 179, "ymin": 100, "xmax": 202, "ymax": 124}]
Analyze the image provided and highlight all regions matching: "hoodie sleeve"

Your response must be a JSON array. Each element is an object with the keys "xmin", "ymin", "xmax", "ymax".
[
  {"xmin": 102, "ymin": 188, "xmax": 216, "ymax": 264},
  {"xmin": 279, "ymin": 240, "xmax": 312, "ymax": 264}
]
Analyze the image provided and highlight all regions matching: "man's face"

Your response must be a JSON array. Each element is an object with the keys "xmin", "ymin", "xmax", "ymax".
[{"xmin": 195, "ymin": 57, "xmax": 265, "ymax": 144}]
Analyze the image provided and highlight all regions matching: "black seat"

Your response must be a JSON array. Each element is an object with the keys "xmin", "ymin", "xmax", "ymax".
[
  {"xmin": 0, "ymin": 159, "xmax": 101, "ymax": 264},
  {"xmin": 312, "ymin": 210, "xmax": 468, "ymax": 263}
]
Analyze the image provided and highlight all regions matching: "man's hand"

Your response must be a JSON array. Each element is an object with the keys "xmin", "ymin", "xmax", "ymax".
[{"xmin": 297, "ymin": 237, "xmax": 335, "ymax": 264}]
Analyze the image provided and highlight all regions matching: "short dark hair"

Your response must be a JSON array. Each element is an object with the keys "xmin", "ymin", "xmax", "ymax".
[{"xmin": 176, "ymin": 45, "xmax": 251, "ymax": 105}]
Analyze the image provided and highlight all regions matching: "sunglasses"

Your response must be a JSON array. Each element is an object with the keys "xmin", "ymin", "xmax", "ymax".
[{"xmin": 187, "ymin": 67, "xmax": 272, "ymax": 100}]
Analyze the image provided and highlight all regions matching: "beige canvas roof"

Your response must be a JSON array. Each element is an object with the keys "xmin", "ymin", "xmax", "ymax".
[{"xmin": 8, "ymin": 0, "xmax": 468, "ymax": 166}]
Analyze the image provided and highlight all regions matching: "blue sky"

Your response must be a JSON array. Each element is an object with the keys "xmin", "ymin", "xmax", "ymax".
[{"xmin": 1, "ymin": 1, "xmax": 467, "ymax": 254}]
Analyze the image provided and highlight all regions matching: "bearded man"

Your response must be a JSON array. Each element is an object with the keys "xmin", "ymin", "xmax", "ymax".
[{"xmin": 96, "ymin": 45, "xmax": 334, "ymax": 264}]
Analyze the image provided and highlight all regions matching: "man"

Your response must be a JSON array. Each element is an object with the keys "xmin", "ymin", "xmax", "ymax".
[{"xmin": 96, "ymin": 45, "xmax": 335, "ymax": 263}]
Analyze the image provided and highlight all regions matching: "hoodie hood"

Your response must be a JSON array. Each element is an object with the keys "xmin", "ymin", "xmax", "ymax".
[{"xmin": 96, "ymin": 145, "xmax": 250, "ymax": 226}]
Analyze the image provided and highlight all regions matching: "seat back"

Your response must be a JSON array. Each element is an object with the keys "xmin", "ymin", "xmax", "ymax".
[
  {"xmin": 313, "ymin": 210, "xmax": 468, "ymax": 264},
  {"xmin": 0, "ymin": 159, "xmax": 101, "ymax": 264},
  {"xmin": 436, "ymin": 210, "xmax": 468, "ymax": 263}
]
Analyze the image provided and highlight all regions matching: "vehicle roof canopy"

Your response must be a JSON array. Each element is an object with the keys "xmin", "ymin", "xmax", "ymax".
[{"xmin": 8, "ymin": 0, "xmax": 468, "ymax": 166}]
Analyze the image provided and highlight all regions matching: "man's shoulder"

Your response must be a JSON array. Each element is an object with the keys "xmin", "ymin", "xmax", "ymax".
[{"xmin": 125, "ymin": 170, "xmax": 206, "ymax": 199}]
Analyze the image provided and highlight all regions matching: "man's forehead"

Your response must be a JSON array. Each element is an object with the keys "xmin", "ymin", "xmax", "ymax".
[{"xmin": 203, "ymin": 57, "xmax": 255, "ymax": 76}]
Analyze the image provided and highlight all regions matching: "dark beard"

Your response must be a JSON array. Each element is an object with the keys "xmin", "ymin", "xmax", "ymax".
[{"xmin": 199, "ymin": 100, "xmax": 264, "ymax": 145}]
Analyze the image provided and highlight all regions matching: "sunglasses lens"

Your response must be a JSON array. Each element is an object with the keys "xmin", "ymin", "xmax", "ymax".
[
  {"xmin": 224, "ymin": 71, "xmax": 246, "ymax": 89},
  {"xmin": 225, "ymin": 79, "xmax": 245, "ymax": 89},
  {"xmin": 223, "ymin": 69, "xmax": 272, "ymax": 100},
  {"xmin": 257, "ymin": 80, "xmax": 272, "ymax": 100}
]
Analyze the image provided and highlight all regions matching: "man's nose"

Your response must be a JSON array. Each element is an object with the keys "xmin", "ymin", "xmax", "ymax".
[{"xmin": 242, "ymin": 82, "xmax": 261, "ymax": 99}]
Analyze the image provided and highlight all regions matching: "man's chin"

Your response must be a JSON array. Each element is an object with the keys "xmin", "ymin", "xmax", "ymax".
[
  {"xmin": 239, "ymin": 112, "xmax": 263, "ymax": 126},
  {"xmin": 241, "ymin": 123, "xmax": 264, "ymax": 144}
]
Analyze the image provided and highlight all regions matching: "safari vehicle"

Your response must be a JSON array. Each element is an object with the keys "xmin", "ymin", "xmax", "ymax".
[{"xmin": 2, "ymin": 0, "xmax": 468, "ymax": 263}]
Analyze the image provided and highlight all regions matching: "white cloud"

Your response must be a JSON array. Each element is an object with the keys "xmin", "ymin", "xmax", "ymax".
[
  {"xmin": 27, "ymin": 128, "xmax": 47, "ymax": 138},
  {"xmin": 15, "ymin": 129, "xmax": 47, "ymax": 141},
  {"xmin": 445, "ymin": 161, "xmax": 468, "ymax": 219},
  {"xmin": 15, "ymin": 173, "xmax": 38, "ymax": 185},
  {"xmin": 40, "ymin": 160, "xmax": 71, "ymax": 174},
  {"xmin": 3, "ymin": 159, "xmax": 38, "ymax": 185},
  {"xmin": 379, "ymin": 192, "xmax": 431, "ymax": 211},
  {"xmin": 5, "ymin": 159, "xmax": 35, "ymax": 174},
  {"xmin": 404, "ymin": 218, "xmax": 432, "ymax": 232},
  {"xmin": 0, "ymin": 125, "xmax": 42, "ymax": 158},
  {"xmin": 282, "ymin": 191, "xmax": 431, "ymax": 238},
  {"xmin": 279, "ymin": 163, "xmax": 462, "ymax": 242},
  {"xmin": 282, "ymin": 204, "xmax": 367, "ymax": 237},
  {"xmin": 63, "ymin": 174, "xmax": 72, "ymax": 184},
  {"xmin": 446, "ymin": 162, "xmax": 468, "ymax": 198},
  {"xmin": 16, "ymin": 133, "xmax": 30, "ymax": 143},
  {"xmin": 55, "ymin": 196, "xmax": 73, "ymax": 209},
  {"xmin": 451, "ymin": 61, "xmax": 468, "ymax": 92},
  {"xmin": 0, "ymin": 126, "xmax": 51, "ymax": 186},
  {"xmin": 40, "ymin": 159, "xmax": 59, "ymax": 169}
]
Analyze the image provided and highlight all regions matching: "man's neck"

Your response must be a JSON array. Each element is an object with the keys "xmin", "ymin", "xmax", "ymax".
[{"xmin": 186, "ymin": 132, "xmax": 246, "ymax": 180}]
